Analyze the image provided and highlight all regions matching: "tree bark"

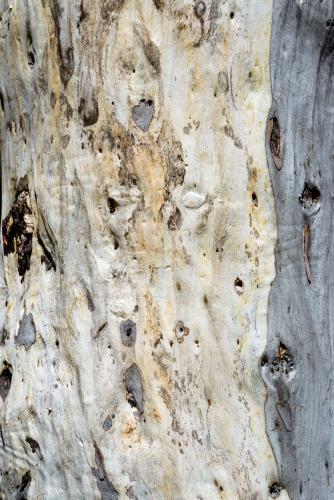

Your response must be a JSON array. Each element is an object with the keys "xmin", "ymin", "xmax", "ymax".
[
  {"xmin": 0, "ymin": 0, "xmax": 299, "ymax": 499},
  {"xmin": 263, "ymin": 1, "xmax": 334, "ymax": 499}
]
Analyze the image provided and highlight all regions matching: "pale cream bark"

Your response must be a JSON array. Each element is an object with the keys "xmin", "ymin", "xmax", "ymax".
[{"xmin": 0, "ymin": 1, "xmax": 288, "ymax": 499}]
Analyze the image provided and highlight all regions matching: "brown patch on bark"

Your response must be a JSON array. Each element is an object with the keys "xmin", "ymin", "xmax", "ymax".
[{"xmin": 2, "ymin": 177, "xmax": 34, "ymax": 279}]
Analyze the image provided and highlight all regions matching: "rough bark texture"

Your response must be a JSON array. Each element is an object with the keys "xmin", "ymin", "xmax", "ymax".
[
  {"xmin": 0, "ymin": 0, "xmax": 292, "ymax": 499},
  {"xmin": 263, "ymin": 1, "xmax": 334, "ymax": 499}
]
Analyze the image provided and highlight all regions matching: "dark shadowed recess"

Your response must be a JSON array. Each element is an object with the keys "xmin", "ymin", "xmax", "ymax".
[{"xmin": 263, "ymin": 1, "xmax": 334, "ymax": 499}]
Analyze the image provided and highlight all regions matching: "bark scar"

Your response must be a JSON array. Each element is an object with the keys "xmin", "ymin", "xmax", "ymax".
[{"xmin": 303, "ymin": 224, "xmax": 312, "ymax": 284}]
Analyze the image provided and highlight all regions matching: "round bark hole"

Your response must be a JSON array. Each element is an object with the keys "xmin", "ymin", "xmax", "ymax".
[
  {"xmin": 234, "ymin": 277, "xmax": 244, "ymax": 295},
  {"xmin": 108, "ymin": 197, "xmax": 119, "ymax": 213},
  {"xmin": 120, "ymin": 319, "xmax": 136, "ymax": 347}
]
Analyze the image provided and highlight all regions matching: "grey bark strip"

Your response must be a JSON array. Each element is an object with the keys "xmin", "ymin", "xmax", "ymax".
[{"xmin": 264, "ymin": 1, "xmax": 334, "ymax": 498}]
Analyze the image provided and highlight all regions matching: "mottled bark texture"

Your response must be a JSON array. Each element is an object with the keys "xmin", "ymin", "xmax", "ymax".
[
  {"xmin": 263, "ymin": 1, "xmax": 334, "ymax": 499},
  {"xmin": 0, "ymin": 0, "xmax": 286, "ymax": 499}
]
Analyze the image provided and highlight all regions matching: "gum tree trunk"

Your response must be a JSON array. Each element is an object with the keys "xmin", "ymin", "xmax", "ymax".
[{"xmin": 3, "ymin": 0, "xmax": 327, "ymax": 499}]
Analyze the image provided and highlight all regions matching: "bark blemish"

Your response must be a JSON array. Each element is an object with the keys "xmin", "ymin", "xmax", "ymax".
[
  {"xmin": 60, "ymin": 93, "xmax": 73, "ymax": 121},
  {"xmin": 101, "ymin": 0, "xmax": 126, "ymax": 22},
  {"xmin": 269, "ymin": 482, "xmax": 284, "ymax": 498},
  {"xmin": 120, "ymin": 319, "xmax": 136, "ymax": 347},
  {"xmin": 78, "ymin": 97, "xmax": 99, "ymax": 127},
  {"xmin": 252, "ymin": 191, "xmax": 258, "ymax": 207},
  {"xmin": 195, "ymin": 2, "xmax": 206, "ymax": 17},
  {"xmin": 270, "ymin": 342, "xmax": 294, "ymax": 377},
  {"xmin": 299, "ymin": 183, "xmax": 321, "ymax": 213},
  {"xmin": 60, "ymin": 135, "xmax": 70, "ymax": 149},
  {"xmin": 124, "ymin": 363, "xmax": 143, "ymax": 418},
  {"xmin": 157, "ymin": 127, "xmax": 186, "ymax": 199},
  {"xmin": 174, "ymin": 320, "xmax": 189, "ymax": 343},
  {"xmin": 194, "ymin": 1, "xmax": 206, "ymax": 47},
  {"xmin": 261, "ymin": 354, "xmax": 268, "ymax": 366},
  {"xmin": 85, "ymin": 288, "xmax": 95, "ymax": 312},
  {"xmin": 92, "ymin": 442, "xmax": 118, "ymax": 499},
  {"xmin": 131, "ymin": 99, "xmax": 154, "ymax": 131},
  {"xmin": 26, "ymin": 22, "xmax": 35, "ymax": 67},
  {"xmin": 16, "ymin": 470, "xmax": 31, "ymax": 500},
  {"xmin": 303, "ymin": 224, "xmax": 312, "ymax": 284},
  {"xmin": 60, "ymin": 44, "xmax": 74, "ymax": 84},
  {"xmin": 50, "ymin": 91, "xmax": 56, "ymax": 109},
  {"xmin": 268, "ymin": 117, "xmax": 284, "ymax": 170},
  {"xmin": 25, "ymin": 436, "xmax": 42, "ymax": 459},
  {"xmin": 108, "ymin": 197, "xmax": 119, "ymax": 213},
  {"xmin": 15, "ymin": 312, "xmax": 36, "ymax": 350},
  {"xmin": 142, "ymin": 37, "xmax": 161, "ymax": 75},
  {"xmin": 37, "ymin": 231, "xmax": 56, "ymax": 271},
  {"xmin": 103, "ymin": 415, "xmax": 112, "ymax": 431},
  {"xmin": 234, "ymin": 277, "xmax": 244, "ymax": 295},
  {"xmin": 0, "ymin": 362, "xmax": 12, "ymax": 401},
  {"xmin": 167, "ymin": 206, "xmax": 182, "ymax": 231},
  {"xmin": 77, "ymin": 0, "xmax": 88, "ymax": 29},
  {"xmin": 152, "ymin": 0, "xmax": 164, "ymax": 10},
  {"xmin": 2, "ymin": 178, "xmax": 33, "ymax": 279},
  {"xmin": 51, "ymin": 1, "xmax": 74, "ymax": 87}
]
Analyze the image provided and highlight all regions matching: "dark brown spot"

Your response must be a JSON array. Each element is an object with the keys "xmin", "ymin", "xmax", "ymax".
[
  {"xmin": 299, "ymin": 183, "xmax": 321, "ymax": 212},
  {"xmin": 25, "ymin": 436, "xmax": 42, "ymax": 459},
  {"xmin": 268, "ymin": 117, "xmax": 284, "ymax": 170},
  {"xmin": 50, "ymin": 91, "xmax": 56, "ymax": 109},
  {"xmin": 269, "ymin": 482, "xmax": 284, "ymax": 498},
  {"xmin": 252, "ymin": 192, "xmax": 258, "ymax": 207},
  {"xmin": 167, "ymin": 206, "xmax": 182, "ymax": 231},
  {"xmin": 16, "ymin": 470, "xmax": 31, "ymax": 499},
  {"xmin": 120, "ymin": 319, "xmax": 136, "ymax": 347},
  {"xmin": 234, "ymin": 277, "xmax": 244, "ymax": 295},
  {"xmin": 78, "ymin": 97, "xmax": 99, "ymax": 127},
  {"xmin": 108, "ymin": 197, "xmax": 119, "ymax": 214},
  {"xmin": 0, "ymin": 363, "xmax": 12, "ymax": 401}
]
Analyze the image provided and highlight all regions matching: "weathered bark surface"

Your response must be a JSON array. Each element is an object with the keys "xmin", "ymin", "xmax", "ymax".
[
  {"xmin": 0, "ymin": 0, "xmax": 287, "ymax": 499},
  {"xmin": 264, "ymin": 1, "xmax": 334, "ymax": 499}
]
